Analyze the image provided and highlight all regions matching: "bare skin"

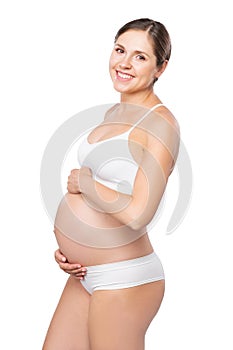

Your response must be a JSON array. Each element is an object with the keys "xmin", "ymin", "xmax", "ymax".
[
  {"xmin": 43, "ymin": 277, "xmax": 90, "ymax": 350},
  {"xmin": 88, "ymin": 281, "xmax": 165, "ymax": 350},
  {"xmin": 43, "ymin": 275, "xmax": 165, "ymax": 350},
  {"xmin": 43, "ymin": 28, "xmax": 179, "ymax": 350}
]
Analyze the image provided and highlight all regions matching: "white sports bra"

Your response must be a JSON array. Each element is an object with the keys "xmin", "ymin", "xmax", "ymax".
[{"xmin": 78, "ymin": 103, "xmax": 164, "ymax": 194}]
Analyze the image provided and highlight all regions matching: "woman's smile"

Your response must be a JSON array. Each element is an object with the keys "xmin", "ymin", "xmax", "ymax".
[{"xmin": 115, "ymin": 70, "xmax": 135, "ymax": 81}]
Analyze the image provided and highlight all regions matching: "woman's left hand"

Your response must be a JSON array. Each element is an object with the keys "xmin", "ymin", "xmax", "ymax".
[{"xmin": 54, "ymin": 249, "xmax": 87, "ymax": 279}]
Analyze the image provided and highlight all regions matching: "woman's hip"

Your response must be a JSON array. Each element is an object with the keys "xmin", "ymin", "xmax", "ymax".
[{"xmin": 80, "ymin": 251, "xmax": 165, "ymax": 295}]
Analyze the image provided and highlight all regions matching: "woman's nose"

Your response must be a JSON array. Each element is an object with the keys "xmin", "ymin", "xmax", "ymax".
[{"xmin": 119, "ymin": 56, "xmax": 132, "ymax": 69}]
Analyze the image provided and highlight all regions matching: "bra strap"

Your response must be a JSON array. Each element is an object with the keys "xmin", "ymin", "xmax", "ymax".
[
  {"xmin": 150, "ymin": 103, "xmax": 164, "ymax": 111},
  {"xmin": 132, "ymin": 103, "xmax": 164, "ymax": 128}
]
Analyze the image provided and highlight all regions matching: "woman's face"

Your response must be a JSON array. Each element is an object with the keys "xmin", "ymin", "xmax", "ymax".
[{"xmin": 109, "ymin": 30, "xmax": 159, "ymax": 94}]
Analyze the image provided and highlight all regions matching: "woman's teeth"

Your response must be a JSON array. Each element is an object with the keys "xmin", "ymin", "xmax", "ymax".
[{"xmin": 117, "ymin": 71, "xmax": 133, "ymax": 79}]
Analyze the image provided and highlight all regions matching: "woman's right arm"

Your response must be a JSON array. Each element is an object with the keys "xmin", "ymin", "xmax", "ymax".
[{"xmin": 54, "ymin": 249, "xmax": 87, "ymax": 280}]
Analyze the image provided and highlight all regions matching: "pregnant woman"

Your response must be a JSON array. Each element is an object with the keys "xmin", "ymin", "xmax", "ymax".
[{"xmin": 42, "ymin": 18, "xmax": 180, "ymax": 350}]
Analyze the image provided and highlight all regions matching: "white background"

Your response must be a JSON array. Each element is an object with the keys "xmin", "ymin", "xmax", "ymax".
[{"xmin": 1, "ymin": 0, "xmax": 232, "ymax": 349}]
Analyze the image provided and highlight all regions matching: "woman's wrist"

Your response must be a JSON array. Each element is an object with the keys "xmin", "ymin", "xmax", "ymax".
[{"xmin": 79, "ymin": 167, "xmax": 93, "ymax": 193}]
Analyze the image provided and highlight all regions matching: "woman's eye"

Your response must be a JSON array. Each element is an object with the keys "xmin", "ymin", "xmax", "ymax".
[
  {"xmin": 115, "ymin": 48, "xmax": 124, "ymax": 54},
  {"xmin": 136, "ymin": 55, "xmax": 146, "ymax": 61}
]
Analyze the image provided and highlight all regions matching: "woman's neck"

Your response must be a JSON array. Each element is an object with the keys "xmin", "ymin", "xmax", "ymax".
[{"xmin": 120, "ymin": 89, "xmax": 159, "ymax": 108}]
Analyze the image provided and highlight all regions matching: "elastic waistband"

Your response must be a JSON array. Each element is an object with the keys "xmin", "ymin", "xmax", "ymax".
[{"xmin": 86, "ymin": 252, "xmax": 158, "ymax": 273}]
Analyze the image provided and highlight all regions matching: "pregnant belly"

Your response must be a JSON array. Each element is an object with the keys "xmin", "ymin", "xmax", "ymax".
[{"xmin": 54, "ymin": 193, "xmax": 153, "ymax": 266}]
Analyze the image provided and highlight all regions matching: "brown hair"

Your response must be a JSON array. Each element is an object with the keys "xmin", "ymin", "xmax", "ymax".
[{"xmin": 114, "ymin": 18, "xmax": 171, "ymax": 82}]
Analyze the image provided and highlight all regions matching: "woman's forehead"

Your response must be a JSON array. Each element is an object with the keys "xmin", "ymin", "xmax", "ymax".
[{"xmin": 115, "ymin": 30, "xmax": 154, "ymax": 54}]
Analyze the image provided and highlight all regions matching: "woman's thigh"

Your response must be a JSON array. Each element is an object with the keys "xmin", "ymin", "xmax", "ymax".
[
  {"xmin": 42, "ymin": 276, "xmax": 91, "ymax": 350},
  {"xmin": 88, "ymin": 280, "xmax": 165, "ymax": 350}
]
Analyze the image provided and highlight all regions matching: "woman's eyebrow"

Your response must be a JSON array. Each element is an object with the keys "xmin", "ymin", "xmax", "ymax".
[{"xmin": 115, "ymin": 43, "xmax": 151, "ymax": 57}]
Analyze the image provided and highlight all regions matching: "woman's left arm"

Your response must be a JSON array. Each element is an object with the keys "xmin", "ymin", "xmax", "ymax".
[{"xmin": 76, "ymin": 116, "xmax": 180, "ymax": 230}]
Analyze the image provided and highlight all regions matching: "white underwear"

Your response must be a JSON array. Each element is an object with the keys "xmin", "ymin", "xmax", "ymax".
[{"xmin": 80, "ymin": 252, "xmax": 165, "ymax": 295}]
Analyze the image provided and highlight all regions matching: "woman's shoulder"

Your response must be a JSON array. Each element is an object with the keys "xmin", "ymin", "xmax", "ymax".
[{"xmin": 152, "ymin": 104, "xmax": 180, "ymax": 136}]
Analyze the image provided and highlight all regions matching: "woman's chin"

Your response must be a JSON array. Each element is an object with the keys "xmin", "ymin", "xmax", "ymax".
[{"xmin": 112, "ymin": 83, "xmax": 133, "ymax": 94}]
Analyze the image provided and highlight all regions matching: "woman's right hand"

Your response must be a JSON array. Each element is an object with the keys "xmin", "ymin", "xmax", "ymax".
[
  {"xmin": 54, "ymin": 249, "xmax": 87, "ymax": 280},
  {"xmin": 67, "ymin": 169, "xmax": 80, "ymax": 194}
]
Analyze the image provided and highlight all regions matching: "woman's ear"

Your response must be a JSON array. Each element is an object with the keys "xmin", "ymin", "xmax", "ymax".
[{"xmin": 155, "ymin": 60, "xmax": 168, "ymax": 80}]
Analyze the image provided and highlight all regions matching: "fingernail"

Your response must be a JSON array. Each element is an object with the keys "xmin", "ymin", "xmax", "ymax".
[{"xmin": 62, "ymin": 257, "xmax": 66, "ymax": 262}]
